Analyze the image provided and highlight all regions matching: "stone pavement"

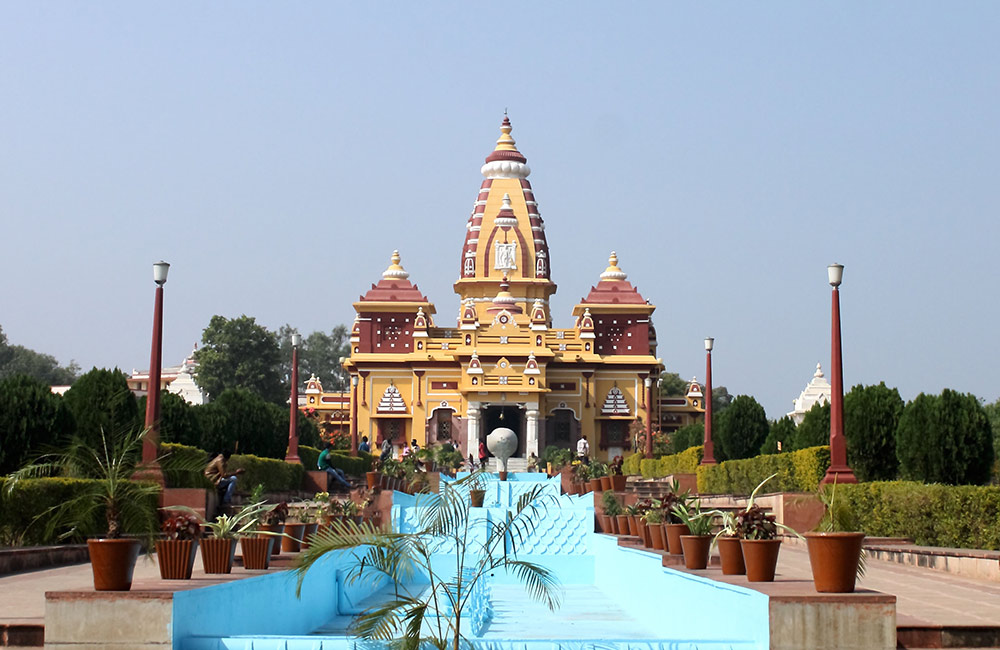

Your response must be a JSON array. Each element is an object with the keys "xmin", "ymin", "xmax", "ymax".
[{"xmin": 3, "ymin": 540, "xmax": 1000, "ymax": 647}]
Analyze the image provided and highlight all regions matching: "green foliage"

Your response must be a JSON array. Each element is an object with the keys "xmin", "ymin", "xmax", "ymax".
[
  {"xmin": 540, "ymin": 445, "xmax": 574, "ymax": 470},
  {"xmin": 137, "ymin": 391, "xmax": 203, "ymax": 448},
  {"xmin": 299, "ymin": 445, "xmax": 320, "ymax": 470},
  {"xmin": 896, "ymin": 389, "xmax": 995, "ymax": 485},
  {"xmin": 984, "ymin": 398, "xmax": 1000, "ymax": 465},
  {"xmin": 62, "ymin": 368, "xmax": 139, "ymax": 450},
  {"xmin": 760, "ymin": 416, "xmax": 795, "ymax": 455},
  {"xmin": 160, "ymin": 442, "xmax": 211, "ymax": 489},
  {"xmin": 194, "ymin": 315, "xmax": 283, "ymax": 404},
  {"xmin": 601, "ymin": 490, "xmax": 622, "ymax": 516},
  {"xmin": 0, "ymin": 374, "xmax": 76, "ymax": 474},
  {"xmin": 622, "ymin": 452, "xmax": 643, "ymax": 476},
  {"xmin": 712, "ymin": 386, "xmax": 734, "ymax": 415},
  {"xmin": 0, "ymin": 325, "xmax": 79, "ymax": 385},
  {"xmin": 198, "ymin": 388, "xmax": 285, "ymax": 459},
  {"xmin": 714, "ymin": 395, "xmax": 768, "ymax": 461},
  {"xmin": 792, "ymin": 401, "xmax": 829, "ymax": 451},
  {"xmin": 697, "ymin": 446, "xmax": 830, "ymax": 495},
  {"xmin": 836, "ymin": 481, "xmax": 1000, "ymax": 550},
  {"xmin": 669, "ymin": 422, "xmax": 703, "ymax": 455},
  {"xmin": 844, "ymin": 382, "xmax": 903, "ymax": 481},
  {"xmin": 228, "ymin": 453, "xmax": 305, "ymax": 493},
  {"xmin": 301, "ymin": 445, "xmax": 372, "ymax": 475},
  {"xmin": 639, "ymin": 445, "xmax": 703, "ymax": 478},
  {"xmin": 277, "ymin": 324, "xmax": 351, "ymax": 393},
  {"xmin": 657, "ymin": 372, "xmax": 689, "ymax": 397},
  {"xmin": 0, "ymin": 477, "xmax": 158, "ymax": 546}
]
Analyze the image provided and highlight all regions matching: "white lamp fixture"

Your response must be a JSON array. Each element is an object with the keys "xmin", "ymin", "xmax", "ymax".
[
  {"xmin": 153, "ymin": 261, "xmax": 170, "ymax": 285},
  {"xmin": 291, "ymin": 333, "xmax": 302, "ymax": 347},
  {"xmin": 352, "ymin": 375, "xmax": 359, "ymax": 387},
  {"xmin": 828, "ymin": 263, "xmax": 844, "ymax": 288},
  {"xmin": 644, "ymin": 376, "xmax": 652, "ymax": 388},
  {"xmin": 704, "ymin": 337, "xmax": 714, "ymax": 352}
]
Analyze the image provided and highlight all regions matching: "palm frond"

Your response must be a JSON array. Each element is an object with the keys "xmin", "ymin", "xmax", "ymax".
[
  {"xmin": 350, "ymin": 596, "xmax": 417, "ymax": 640},
  {"xmin": 503, "ymin": 559, "xmax": 562, "ymax": 611}
]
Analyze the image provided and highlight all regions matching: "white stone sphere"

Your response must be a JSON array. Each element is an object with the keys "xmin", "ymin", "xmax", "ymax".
[{"xmin": 487, "ymin": 427, "xmax": 518, "ymax": 470}]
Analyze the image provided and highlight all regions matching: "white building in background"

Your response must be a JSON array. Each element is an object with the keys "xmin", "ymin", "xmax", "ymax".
[
  {"xmin": 787, "ymin": 363, "xmax": 831, "ymax": 425},
  {"xmin": 127, "ymin": 345, "xmax": 208, "ymax": 405}
]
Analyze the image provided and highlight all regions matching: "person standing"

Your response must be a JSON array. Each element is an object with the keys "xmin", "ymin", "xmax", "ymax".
[
  {"xmin": 358, "ymin": 435, "xmax": 371, "ymax": 454},
  {"xmin": 576, "ymin": 435, "xmax": 590, "ymax": 465},
  {"xmin": 478, "ymin": 440, "xmax": 488, "ymax": 470}
]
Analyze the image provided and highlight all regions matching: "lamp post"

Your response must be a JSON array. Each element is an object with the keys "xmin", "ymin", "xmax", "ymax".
[
  {"xmin": 350, "ymin": 374, "xmax": 359, "ymax": 454},
  {"xmin": 142, "ymin": 261, "xmax": 169, "ymax": 476},
  {"xmin": 702, "ymin": 337, "xmax": 717, "ymax": 465},
  {"xmin": 285, "ymin": 333, "xmax": 302, "ymax": 463},
  {"xmin": 821, "ymin": 263, "xmax": 858, "ymax": 485},
  {"xmin": 644, "ymin": 376, "xmax": 653, "ymax": 458},
  {"xmin": 656, "ymin": 376, "xmax": 663, "ymax": 444}
]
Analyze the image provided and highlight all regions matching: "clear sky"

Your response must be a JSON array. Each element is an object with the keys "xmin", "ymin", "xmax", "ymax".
[{"xmin": 2, "ymin": 3, "xmax": 998, "ymax": 419}]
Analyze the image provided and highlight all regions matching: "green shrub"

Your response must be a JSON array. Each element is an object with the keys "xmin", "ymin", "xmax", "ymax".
[
  {"xmin": 299, "ymin": 445, "xmax": 320, "ymax": 470},
  {"xmin": 228, "ymin": 453, "xmax": 304, "ymax": 493},
  {"xmin": 837, "ymin": 481, "xmax": 1000, "ymax": 550},
  {"xmin": 638, "ymin": 446, "xmax": 703, "ymax": 478},
  {"xmin": 160, "ymin": 442, "xmax": 211, "ymax": 489},
  {"xmin": 330, "ymin": 451, "xmax": 372, "ymax": 476},
  {"xmin": 697, "ymin": 446, "xmax": 830, "ymax": 494},
  {"xmin": 623, "ymin": 452, "xmax": 643, "ymax": 476},
  {"xmin": 0, "ymin": 477, "xmax": 159, "ymax": 546}
]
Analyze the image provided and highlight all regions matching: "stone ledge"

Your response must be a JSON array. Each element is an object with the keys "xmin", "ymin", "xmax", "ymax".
[{"xmin": 0, "ymin": 545, "xmax": 89, "ymax": 576}]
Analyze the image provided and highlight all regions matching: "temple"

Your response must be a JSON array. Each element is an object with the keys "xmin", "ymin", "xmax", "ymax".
[{"xmin": 341, "ymin": 118, "xmax": 665, "ymax": 461}]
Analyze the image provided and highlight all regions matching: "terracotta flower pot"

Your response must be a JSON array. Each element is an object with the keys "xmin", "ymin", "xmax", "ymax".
[
  {"xmin": 589, "ymin": 478, "xmax": 602, "ymax": 493},
  {"xmin": 240, "ymin": 536, "xmax": 272, "ymax": 570},
  {"xmin": 804, "ymin": 532, "xmax": 865, "ymax": 593},
  {"xmin": 664, "ymin": 523, "xmax": 690, "ymax": 555},
  {"xmin": 88, "ymin": 538, "xmax": 141, "ymax": 591},
  {"xmin": 259, "ymin": 523, "xmax": 283, "ymax": 556},
  {"xmin": 282, "ymin": 523, "xmax": 307, "ymax": 553},
  {"xmin": 648, "ymin": 522, "xmax": 665, "ymax": 550},
  {"xmin": 616, "ymin": 515, "xmax": 630, "ymax": 535},
  {"xmin": 628, "ymin": 515, "xmax": 641, "ymax": 536},
  {"xmin": 611, "ymin": 474, "xmax": 627, "ymax": 492},
  {"xmin": 600, "ymin": 476, "xmax": 612, "ymax": 492},
  {"xmin": 470, "ymin": 489, "xmax": 486, "ymax": 508},
  {"xmin": 741, "ymin": 538, "xmax": 782, "ymax": 582},
  {"xmin": 680, "ymin": 535, "xmax": 713, "ymax": 569},
  {"xmin": 499, "ymin": 470, "xmax": 508, "ymax": 481},
  {"xmin": 598, "ymin": 514, "xmax": 609, "ymax": 533},
  {"xmin": 156, "ymin": 539, "xmax": 198, "ymax": 580},
  {"xmin": 201, "ymin": 537, "xmax": 237, "ymax": 574},
  {"xmin": 366, "ymin": 471, "xmax": 379, "ymax": 490},
  {"xmin": 717, "ymin": 536, "xmax": 746, "ymax": 575},
  {"xmin": 640, "ymin": 521, "xmax": 652, "ymax": 547},
  {"xmin": 300, "ymin": 523, "xmax": 319, "ymax": 550}
]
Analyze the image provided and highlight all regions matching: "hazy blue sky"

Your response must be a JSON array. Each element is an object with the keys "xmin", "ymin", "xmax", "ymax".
[{"xmin": 2, "ymin": 3, "xmax": 998, "ymax": 419}]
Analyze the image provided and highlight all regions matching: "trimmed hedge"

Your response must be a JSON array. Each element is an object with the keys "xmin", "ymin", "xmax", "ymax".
[
  {"xmin": 301, "ymin": 445, "xmax": 373, "ymax": 476},
  {"xmin": 623, "ymin": 452, "xmax": 643, "ymax": 476},
  {"xmin": 838, "ymin": 481, "xmax": 1000, "ymax": 550},
  {"xmin": 0, "ymin": 477, "xmax": 160, "ymax": 546},
  {"xmin": 299, "ymin": 445, "xmax": 320, "ymax": 470},
  {"xmin": 228, "ymin": 453, "xmax": 304, "ymax": 493},
  {"xmin": 697, "ymin": 446, "xmax": 830, "ymax": 495},
  {"xmin": 639, "ymin": 446, "xmax": 704, "ymax": 478},
  {"xmin": 160, "ymin": 442, "xmax": 211, "ymax": 489}
]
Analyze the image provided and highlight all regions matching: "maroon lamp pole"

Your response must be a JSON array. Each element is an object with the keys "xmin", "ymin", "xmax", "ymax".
[
  {"xmin": 350, "ymin": 374, "xmax": 359, "ymax": 454},
  {"xmin": 285, "ymin": 332, "xmax": 302, "ymax": 463},
  {"xmin": 821, "ymin": 263, "xmax": 858, "ymax": 485},
  {"xmin": 701, "ymin": 336, "xmax": 717, "ymax": 465},
  {"xmin": 644, "ymin": 376, "xmax": 653, "ymax": 458},
  {"xmin": 142, "ymin": 261, "xmax": 169, "ymax": 475}
]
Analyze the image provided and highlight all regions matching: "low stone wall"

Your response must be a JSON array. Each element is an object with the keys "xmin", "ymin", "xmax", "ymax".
[{"xmin": 0, "ymin": 545, "xmax": 88, "ymax": 576}]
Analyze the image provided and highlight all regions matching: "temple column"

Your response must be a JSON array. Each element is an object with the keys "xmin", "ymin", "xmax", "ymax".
[
  {"xmin": 466, "ymin": 402, "xmax": 481, "ymax": 457},
  {"xmin": 526, "ymin": 408, "xmax": 540, "ymax": 457}
]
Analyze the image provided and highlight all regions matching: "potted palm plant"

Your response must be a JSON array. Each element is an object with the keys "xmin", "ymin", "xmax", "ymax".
[
  {"xmin": 672, "ymin": 502, "xmax": 718, "ymax": 570},
  {"xmin": 737, "ymin": 473, "xmax": 802, "ymax": 582},
  {"xmin": 712, "ymin": 510, "xmax": 745, "ymax": 575},
  {"xmin": 804, "ymin": 480, "xmax": 866, "ymax": 593},
  {"xmin": 589, "ymin": 461, "xmax": 608, "ymax": 493},
  {"xmin": 6, "ymin": 426, "xmax": 162, "ymax": 591},
  {"xmin": 623, "ymin": 503, "xmax": 642, "ymax": 537},
  {"xmin": 156, "ymin": 511, "xmax": 201, "ymax": 580},
  {"xmin": 600, "ymin": 490, "xmax": 622, "ymax": 534}
]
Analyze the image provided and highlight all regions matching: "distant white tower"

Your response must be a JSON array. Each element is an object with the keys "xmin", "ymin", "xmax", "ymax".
[{"xmin": 787, "ymin": 363, "xmax": 831, "ymax": 425}]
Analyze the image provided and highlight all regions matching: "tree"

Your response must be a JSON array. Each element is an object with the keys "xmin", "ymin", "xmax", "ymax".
[
  {"xmin": 714, "ymin": 395, "xmax": 768, "ymax": 461},
  {"xmin": 0, "ymin": 375, "xmax": 76, "ymax": 474},
  {"xmin": 657, "ymin": 372, "xmax": 688, "ymax": 397},
  {"xmin": 0, "ymin": 325, "xmax": 79, "ymax": 385},
  {"xmin": 62, "ymin": 368, "xmax": 139, "ymax": 450},
  {"xmin": 294, "ymin": 476, "xmax": 561, "ymax": 650},
  {"xmin": 197, "ymin": 388, "xmax": 285, "ymax": 459},
  {"xmin": 669, "ymin": 422, "xmax": 703, "ymax": 455},
  {"xmin": 194, "ymin": 315, "xmax": 283, "ymax": 404},
  {"xmin": 712, "ymin": 386, "xmax": 734, "ymax": 415},
  {"xmin": 896, "ymin": 389, "xmax": 995, "ymax": 485},
  {"xmin": 844, "ymin": 383, "xmax": 903, "ymax": 481},
  {"xmin": 137, "ymin": 391, "xmax": 203, "ymax": 448},
  {"xmin": 983, "ymin": 398, "xmax": 1000, "ymax": 463},
  {"xmin": 792, "ymin": 401, "xmax": 829, "ymax": 451},
  {"xmin": 277, "ymin": 324, "xmax": 351, "ymax": 393},
  {"xmin": 760, "ymin": 416, "xmax": 795, "ymax": 455}
]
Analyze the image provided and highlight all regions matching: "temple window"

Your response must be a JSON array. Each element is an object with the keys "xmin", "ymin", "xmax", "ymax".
[{"xmin": 464, "ymin": 256, "xmax": 475, "ymax": 276}]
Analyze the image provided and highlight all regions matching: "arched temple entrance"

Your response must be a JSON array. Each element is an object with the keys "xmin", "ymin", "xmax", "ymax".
[{"xmin": 481, "ymin": 404, "xmax": 525, "ymax": 457}]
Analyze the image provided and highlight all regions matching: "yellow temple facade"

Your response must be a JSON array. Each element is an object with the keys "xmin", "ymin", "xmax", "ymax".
[{"xmin": 341, "ymin": 118, "xmax": 666, "ymax": 461}]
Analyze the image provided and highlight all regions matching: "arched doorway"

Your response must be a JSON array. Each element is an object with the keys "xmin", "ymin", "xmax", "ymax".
[
  {"xmin": 481, "ymin": 404, "xmax": 525, "ymax": 457},
  {"xmin": 544, "ymin": 408, "xmax": 579, "ymax": 451}
]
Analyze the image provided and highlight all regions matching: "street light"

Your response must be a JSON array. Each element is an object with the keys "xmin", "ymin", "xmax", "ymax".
[
  {"xmin": 350, "ymin": 374, "xmax": 360, "ymax": 454},
  {"xmin": 702, "ymin": 337, "xmax": 717, "ymax": 465},
  {"xmin": 285, "ymin": 333, "xmax": 302, "ymax": 463},
  {"xmin": 142, "ymin": 261, "xmax": 169, "ymax": 479},
  {"xmin": 822, "ymin": 263, "xmax": 857, "ymax": 484},
  {"xmin": 644, "ymin": 376, "xmax": 653, "ymax": 458}
]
